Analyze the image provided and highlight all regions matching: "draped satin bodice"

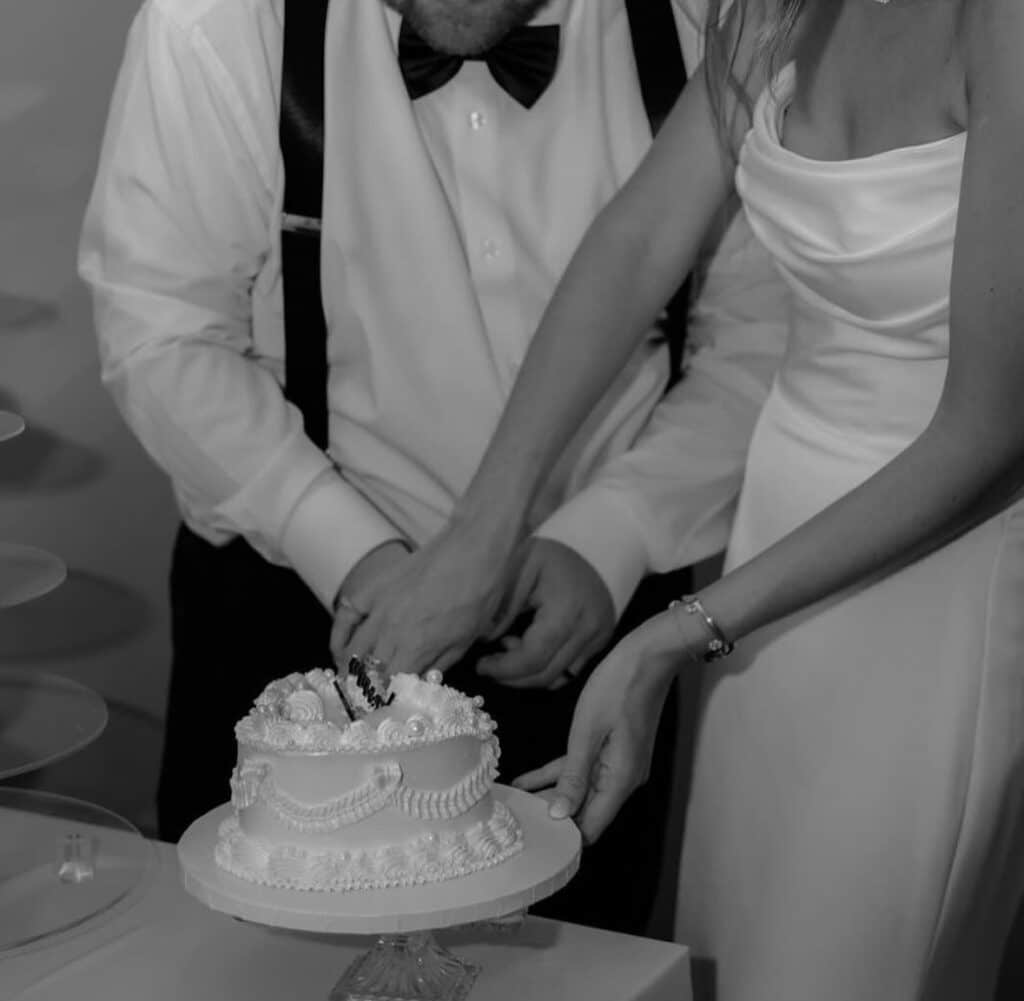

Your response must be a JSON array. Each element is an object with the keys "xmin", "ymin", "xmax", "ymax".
[
  {"xmin": 726, "ymin": 63, "xmax": 968, "ymax": 561},
  {"xmin": 737, "ymin": 63, "xmax": 966, "ymax": 460}
]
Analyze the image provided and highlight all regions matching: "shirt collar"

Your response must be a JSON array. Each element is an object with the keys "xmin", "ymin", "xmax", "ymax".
[{"xmin": 385, "ymin": 0, "xmax": 573, "ymax": 45}]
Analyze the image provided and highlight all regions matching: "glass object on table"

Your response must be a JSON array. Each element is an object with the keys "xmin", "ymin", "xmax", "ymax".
[
  {"xmin": 0, "ymin": 669, "xmax": 108, "ymax": 780},
  {"xmin": 0, "ymin": 788, "xmax": 156, "ymax": 956}
]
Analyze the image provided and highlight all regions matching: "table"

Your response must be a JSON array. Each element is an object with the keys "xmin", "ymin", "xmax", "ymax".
[{"xmin": 2, "ymin": 838, "xmax": 691, "ymax": 1001}]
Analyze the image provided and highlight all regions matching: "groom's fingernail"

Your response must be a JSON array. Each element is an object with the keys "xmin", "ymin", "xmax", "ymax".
[{"xmin": 549, "ymin": 797, "xmax": 570, "ymax": 820}]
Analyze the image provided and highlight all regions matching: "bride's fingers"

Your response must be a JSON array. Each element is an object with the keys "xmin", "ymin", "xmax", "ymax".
[
  {"xmin": 574, "ymin": 766, "xmax": 634, "ymax": 845},
  {"xmin": 548, "ymin": 723, "xmax": 604, "ymax": 821},
  {"xmin": 511, "ymin": 756, "xmax": 566, "ymax": 791}
]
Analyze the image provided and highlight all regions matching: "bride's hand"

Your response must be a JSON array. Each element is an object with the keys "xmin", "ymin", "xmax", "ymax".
[{"xmin": 513, "ymin": 609, "xmax": 699, "ymax": 844}]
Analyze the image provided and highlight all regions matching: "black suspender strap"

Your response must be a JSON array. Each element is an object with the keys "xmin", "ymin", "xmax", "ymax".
[
  {"xmin": 626, "ymin": 0, "xmax": 690, "ymax": 387},
  {"xmin": 280, "ymin": 0, "xmax": 331, "ymax": 449},
  {"xmin": 626, "ymin": 0, "xmax": 687, "ymax": 135},
  {"xmin": 277, "ymin": 0, "xmax": 691, "ymax": 446}
]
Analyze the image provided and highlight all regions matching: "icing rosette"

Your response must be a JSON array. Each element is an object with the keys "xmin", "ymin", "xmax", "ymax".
[
  {"xmin": 285, "ymin": 689, "xmax": 324, "ymax": 723},
  {"xmin": 237, "ymin": 670, "xmax": 499, "ymax": 753},
  {"xmin": 376, "ymin": 717, "xmax": 404, "ymax": 743}
]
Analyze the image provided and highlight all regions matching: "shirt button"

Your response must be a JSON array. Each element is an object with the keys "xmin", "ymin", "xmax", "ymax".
[
  {"xmin": 481, "ymin": 238, "xmax": 499, "ymax": 259},
  {"xmin": 468, "ymin": 110, "xmax": 487, "ymax": 130}
]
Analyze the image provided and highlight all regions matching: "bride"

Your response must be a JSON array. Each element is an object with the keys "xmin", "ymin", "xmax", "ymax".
[{"xmin": 359, "ymin": 0, "xmax": 1024, "ymax": 998}]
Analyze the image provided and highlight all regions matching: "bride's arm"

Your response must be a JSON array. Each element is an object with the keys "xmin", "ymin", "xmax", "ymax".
[
  {"xmin": 523, "ymin": 0, "xmax": 1024, "ymax": 841},
  {"xmin": 636, "ymin": 0, "xmax": 1024, "ymax": 657}
]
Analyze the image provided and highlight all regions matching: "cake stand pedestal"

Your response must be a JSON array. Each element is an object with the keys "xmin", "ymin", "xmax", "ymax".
[{"xmin": 178, "ymin": 785, "xmax": 581, "ymax": 1001}]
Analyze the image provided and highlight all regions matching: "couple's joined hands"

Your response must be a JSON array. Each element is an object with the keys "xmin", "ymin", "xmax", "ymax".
[
  {"xmin": 330, "ymin": 532, "xmax": 615, "ymax": 689},
  {"xmin": 329, "ymin": 527, "xmax": 699, "ymax": 847}
]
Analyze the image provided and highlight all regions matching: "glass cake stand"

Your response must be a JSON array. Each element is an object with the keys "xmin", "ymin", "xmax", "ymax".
[
  {"xmin": 0, "ymin": 411, "xmax": 151, "ymax": 955},
  {"xmin": 0, "ymin": 669, "xmax": 109, "ymax": 781},
  {"xmin": 178, "ymin": 787, "xmax": 581, "ymax": 1001},
  {"xmin": 0, "ymin": 541, "xmax": 68, "ymax": 609},
  {"xmin": 0, "ymin": 788, "xmax": 156, "ymax": 957}
]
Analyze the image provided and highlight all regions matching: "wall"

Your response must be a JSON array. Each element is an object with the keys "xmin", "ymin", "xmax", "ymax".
[{"xmin": 1, "ymin": 0, "xmax": 176, "ymax": 833}]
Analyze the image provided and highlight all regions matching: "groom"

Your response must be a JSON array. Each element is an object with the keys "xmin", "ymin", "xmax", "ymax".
[{"xmin": 80, "ymin": 0, "xmax": 788, "ymax": 935}]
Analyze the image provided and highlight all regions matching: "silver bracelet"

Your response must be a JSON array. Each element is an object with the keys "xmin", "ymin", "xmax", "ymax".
[{"xmin": 668, "ymin": 593, "xmax": 734, "ymax": 662}]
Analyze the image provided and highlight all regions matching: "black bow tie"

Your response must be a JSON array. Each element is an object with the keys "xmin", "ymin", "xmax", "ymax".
[{"xmin": 398, "ymin": 20, "xmax": 560, "ymax": 109}]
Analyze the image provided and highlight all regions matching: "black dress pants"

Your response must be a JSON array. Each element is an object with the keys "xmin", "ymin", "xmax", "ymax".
[{"xmin": 158, "ymin": 525, "xmax": 687, "ymax": 936}]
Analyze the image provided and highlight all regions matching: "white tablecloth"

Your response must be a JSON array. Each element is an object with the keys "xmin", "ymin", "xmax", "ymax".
[{"xmin": 2, "ymin": 837, "xmax": 691, "ymax": 1001}]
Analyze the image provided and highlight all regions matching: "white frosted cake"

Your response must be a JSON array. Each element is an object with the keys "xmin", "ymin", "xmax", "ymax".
[{"xmin": 214, "ymin": 667, "xmax": 523, "ymax": 891}]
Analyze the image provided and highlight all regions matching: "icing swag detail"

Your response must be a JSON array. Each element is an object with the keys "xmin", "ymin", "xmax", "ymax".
[{"xmin": 230, "ymin": 740, "xmax": 500, "ymax": 832}]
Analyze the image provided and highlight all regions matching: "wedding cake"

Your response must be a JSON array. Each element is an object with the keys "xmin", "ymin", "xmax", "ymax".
[{"xmin": 214, "ymin": 664, "xmax": 523, "ymax": 891}]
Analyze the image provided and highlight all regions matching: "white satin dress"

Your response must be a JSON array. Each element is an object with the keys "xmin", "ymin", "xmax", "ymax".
[{"xmin": 675, "ymin": 65, "xmax": 1024, "ymax": 1001}]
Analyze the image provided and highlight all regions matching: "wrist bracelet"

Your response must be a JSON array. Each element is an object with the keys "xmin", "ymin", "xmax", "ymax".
[{"xmin": 668, "ymin": 594, "xmax": 735, "ymax": 662}]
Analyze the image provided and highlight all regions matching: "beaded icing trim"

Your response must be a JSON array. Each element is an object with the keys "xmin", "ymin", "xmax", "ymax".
[{"xmin": 214, "ymin": 799, "xmax": 524, "ymax": 892}]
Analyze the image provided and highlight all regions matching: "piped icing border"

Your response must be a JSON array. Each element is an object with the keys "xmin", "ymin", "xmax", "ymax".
[
  {"xmin": 215, "ymin": 799, "xmax": 523, "ymax": 892},
  {"xmin": 230, "ymin": 741, "xmax": 499, "ymax": 833}
]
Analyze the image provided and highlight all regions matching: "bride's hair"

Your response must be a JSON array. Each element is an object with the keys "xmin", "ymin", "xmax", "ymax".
[{"xmin": 703, "ymin": 0, "xmax": 803, "ymax": 150}]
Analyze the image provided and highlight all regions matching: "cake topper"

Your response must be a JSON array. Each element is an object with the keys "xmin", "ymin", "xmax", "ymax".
[
  {"xmin": 331, "ymin": 675, "xmax": 358, "ymax": 722},
  {"xmin": 347, "ymin": 655, "xmax": 396, "ymax": 710}
]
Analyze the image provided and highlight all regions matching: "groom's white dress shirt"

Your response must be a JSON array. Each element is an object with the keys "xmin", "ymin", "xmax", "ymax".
[{"xmin": 79, "ymin": 0, "xmax": 789, "ymax": 615}]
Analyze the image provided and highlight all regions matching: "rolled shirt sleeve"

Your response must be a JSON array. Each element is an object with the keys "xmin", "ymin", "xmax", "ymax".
[
  {"xmin": 537, "ymin": 204, "xmax": 790, "ymax": 616},
  {"xmin": 78, "ymin": 1, "xmax": 401, "ymax": 608}
]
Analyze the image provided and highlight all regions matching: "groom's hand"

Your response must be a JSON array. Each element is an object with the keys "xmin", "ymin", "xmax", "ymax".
[
  {"xmin": 330, "ymin": 526, "xmax": 516, "ymax": 677},
  {"xmin": 476, "ymin": 539, "xmax": 615, "ymax": 690}
]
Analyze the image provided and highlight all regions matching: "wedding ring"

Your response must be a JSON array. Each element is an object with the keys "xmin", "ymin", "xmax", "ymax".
[{"xmin": 362, "ymin": 654, "xmax": 386, "ymax": 672}]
